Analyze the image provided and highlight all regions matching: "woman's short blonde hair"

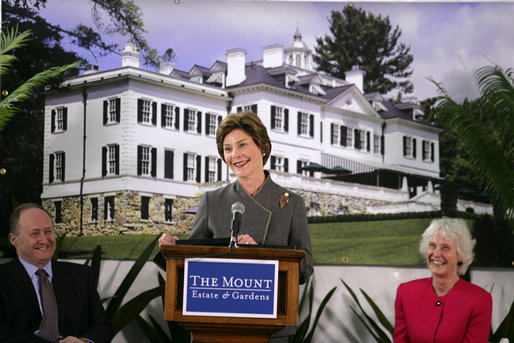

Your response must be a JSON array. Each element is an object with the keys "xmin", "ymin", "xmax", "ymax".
[
  {"xmin": 419, "ymin": 218, "xmax": 475, "ymax": 275},
  {"xmin": 216, "ymin": 111, "xmax": 272, "ymax": 165}
]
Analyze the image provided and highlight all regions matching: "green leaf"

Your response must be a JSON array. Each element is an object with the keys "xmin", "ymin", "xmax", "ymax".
[{"xmin": 105, "ymin": 236, "xmax": 159, "ymax": 319}]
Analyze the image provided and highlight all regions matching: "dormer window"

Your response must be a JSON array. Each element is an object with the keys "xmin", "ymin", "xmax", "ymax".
[
  {"xmin": 309, "ymin": 84, "xmax": 326, "ymax": 96},
  {"xmin": 372, "ymin": 101, "xmax": 388, "ymax": 113},
  {"xmin": 413, "ymin": 108, "xmax": 424, "ymax": 121},
  {"xmin": 206, "ymin": 72, "xmax": 225, "ymax": 87},
  {"xmin": 191, "ymin": 75, "xmax": 203, "ymax": 84}
]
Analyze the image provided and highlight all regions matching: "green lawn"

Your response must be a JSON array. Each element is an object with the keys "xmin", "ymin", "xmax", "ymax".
[{"xmin": 0, "ymin": 218, "xmax": 473, "ymax": 265}]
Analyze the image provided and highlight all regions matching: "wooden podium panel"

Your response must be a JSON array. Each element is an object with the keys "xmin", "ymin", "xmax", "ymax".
[{"xmin": 161, "ymin": 244, "xmax": 305, "ymax": 343}]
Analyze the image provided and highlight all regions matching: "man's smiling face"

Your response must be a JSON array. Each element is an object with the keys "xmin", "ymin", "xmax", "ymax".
[{"xmin": 9, "ymin": 207, "xmax": 56, "ymax": 268}]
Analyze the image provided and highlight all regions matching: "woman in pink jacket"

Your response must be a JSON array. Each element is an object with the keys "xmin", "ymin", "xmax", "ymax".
[{"xmin": 393, "ymin": 218, "xmax": 492, "ymax": 343}]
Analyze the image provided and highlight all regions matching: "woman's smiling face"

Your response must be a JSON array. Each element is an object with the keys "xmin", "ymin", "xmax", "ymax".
[
  {"xmin": 223, "ymin": 129, "xmax": 264, "ymax": 181},
  {"xmin": 426, "ymin": 233, "xmax": 460, "ymax": 279}
]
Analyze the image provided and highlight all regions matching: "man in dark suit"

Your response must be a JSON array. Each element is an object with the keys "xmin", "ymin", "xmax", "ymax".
[{"xmin": 0, "ymin": 203, "xmax": 113, "ymax": 343}]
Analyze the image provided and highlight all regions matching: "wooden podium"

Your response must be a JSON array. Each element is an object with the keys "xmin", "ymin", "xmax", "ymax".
[{"xmin": 160, "ymin": 244, "xmax": 306, "ymax": 343}]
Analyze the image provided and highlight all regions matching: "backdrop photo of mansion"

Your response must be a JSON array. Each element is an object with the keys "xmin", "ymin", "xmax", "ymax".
[{"xmin": 42, "ymin": 31, "xmax": 491, "ymax": 236}]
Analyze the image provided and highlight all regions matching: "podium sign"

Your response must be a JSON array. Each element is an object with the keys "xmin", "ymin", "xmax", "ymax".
[{"xmin": 183, "ymin": 258, "xmax": 278, "ymax": 318}]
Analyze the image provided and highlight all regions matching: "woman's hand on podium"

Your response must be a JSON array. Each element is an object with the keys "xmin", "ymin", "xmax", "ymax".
[
  {"xmin": 158, "ymin": 233, "xmax": 179, "ymax": 248},
  {"xmin": 237, "ymin": 234, "xmax": 257, "ymax": 245}
]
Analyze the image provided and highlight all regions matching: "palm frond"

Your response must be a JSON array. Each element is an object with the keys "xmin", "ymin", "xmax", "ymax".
[
  {"xmin": 0, "ymin": 26, "xmax": 32, "ymax": 75},
  {"xmin": 430, "ymin": 74, "xmax": 514, "ymax": 220}
]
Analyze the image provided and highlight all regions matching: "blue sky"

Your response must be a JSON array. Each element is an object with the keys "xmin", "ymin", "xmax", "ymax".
[{"xmin": 38, "ymin": 0, "xmax": 514, "ymax": 101}]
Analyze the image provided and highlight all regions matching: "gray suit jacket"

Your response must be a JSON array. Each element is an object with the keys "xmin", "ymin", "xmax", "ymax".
[{"xmin": 190, "ymin": 172, "xmax": 313, "ymax": 284}]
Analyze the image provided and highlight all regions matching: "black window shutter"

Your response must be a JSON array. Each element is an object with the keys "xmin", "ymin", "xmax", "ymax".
[
  {"xmin": 217, "ymin": 159, "xmax": 222, "ymax": 181},
  {"xmin": 309, "ymin": 114, "xmax": 314, "ymax": 137},
  {"xmin": 115, "ymin": 145, "xmax": 120, "ymax": 174},
  {"xmin": 366, "ymin": 132, "xmax": 370, "ymax": 151},
  {"xmin": 161, "ymin": 104, "xmax": 166, "ymax": 127},
  {"xmin": 51, "ymin": 110, "xmax": 56, "ymax": 133},
  {"xmin": 103, "ymin": 101, "xmax": 108, "ymax": 125},
  {"xmin": 196, "ymin": 155, "xmax": 201, "ymax": 182},
  {"xmin": 205, "ymin": 113, "xmax": 210, "ymax": 136},
  {"xmin": 63, "ymin": 108, "xmax": 68, "ymax": 131},
  {"xmin": 183, "ymin": 153, "xmax": 187, "ymax": 181},
  {"xmin": 183, "ymin": 109, "xmax": 188, "ymax": 131},
  {"xmin": 164, "ymin": 150, "xmax": 174, "ymax": 179},
  {"xmin": 403, "ymin": 136, "xmax": 407, "ymax": 156},
  {"xmin": 320, "ymin": 121, "xmax": 323, "ymax": 143},
  {"xmin": 297, "ymin": 112, "xmax": 301, "ymax": 135},
  {"xmin": 297, "ymin": 160, "xmax": 302, "ymax": 174},
  {"xmin": 270, "ymin": 155, "xmax": 276, "ymax": 170},
  {"xmin": 204, "ymin": 156, "xmax": 209, "ymax": 182},
  {"xmin": 237, "ymin": 106, "xmax": 242, "ymax": 113},
  {"xmin": 251, "ymin": 104, "xmax": 257, "ymax": 114},
  {"xmin": 116, "ymin": 98, "xmax": 121, "ymax": 123},
  {"xmin": 151, "ymin": 147, "xmax": 157, "ymax": 177},
  {"xmin": 340, "ymin": 126, "xmax": 346, "ymax": 146},
  {"xmin": 330, "ymin": 124, "xmax": 335, "ymax": 144},
  {"xmin": 102, "ymin": 147, "xmax": 107, "ymax": 177},
  {"xmin": 284, "ymin": 158, "xmax": 289, "ymax": 173},
  {"xmin": 49, "ymin": 154, "xmax": 54, "ymax": 183},
  {"xmin": 270, "ymin": 106, "xmax": 276, "ymax": 129},
  {"xmin": 381, "ymin": 135, "xmax": 385, "ymax": 155},
  {"xmin": 354, "ymin": 129, "xmax": 360, "ymax": 149},
  {"xmin": 151, "ymin": 102, "xmax": 157, "ymax": 126},
  {"xmin": 61, "ymin": 153, "xmax": 65, "ymax": 182},
  {"xmin": 137, "ymin": 99, "xmax": 143, "ymax": 123},
  {"xmin": 137, "ymin": 146, "xmax": 142, "ymax": 175},
  {"xmin": 413, "ymin": 138, "xmax": 417, "ymax": 158},
  {"xmin": 431, "ymin": 142, "xmax": 435, "ymax": 162},
  {"xmin": 175, "ymin": 106, "xmax": 180, "ymax": 129},
  {"xmin": 197, "ymin": 112, "xmax": 202, "ymax": 134},
  {"xmin": 217, "ymin": 115, "xmax": 222, "ymax": 126},
  {"xmin": 284, "ymin": 108, "xmax": 289, "ymax": 132}
]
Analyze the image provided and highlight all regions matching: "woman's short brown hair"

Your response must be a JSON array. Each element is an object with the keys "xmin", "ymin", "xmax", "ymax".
[{"xmin": 216, "ymin": 111, "xmax": 272, "ymax": 165}]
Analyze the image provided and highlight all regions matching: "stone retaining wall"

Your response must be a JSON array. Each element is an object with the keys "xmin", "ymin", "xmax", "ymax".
[{"xmin": 42, "ymin": 189, "xmax": 393, "ymax": 237}]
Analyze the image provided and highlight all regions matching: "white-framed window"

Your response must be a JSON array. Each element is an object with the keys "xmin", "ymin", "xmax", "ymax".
[
  {"xmin": 56, "ymin": 108, "xmax": 65, "ymax": 131},
  {"xmin": 422, "ymin": 140, "xmax": 434, "ymax": 162},
  {"xmin": 51, "ymin": 107, "xmax": 67, "ymax": 133},
  {"xmin": 187, "ymin": 109, "xmax": 197, "ymax": 132},
  {"xmin": 271, "ymin": 105, "xmax": 288, "ymax": 132},
  {"xmin": 108, "ymin": 99, "xmax": 117, "ymax": 123},
  {"xmin": 403, "ymin": 136, "xmax": 416, "ymax": 159},
  {"xmin": 298, "ymin": 160, "xmax": 310, "ymax": 177},
  {"xmin": 374, "ymin": 133, "xmax": 381, "ymax": 154},
  {"xmin": 331, "ymin": 124, "xmax": 339, "ymax": 145},
  {"xmin": 140, "ymin": 146, "xmax": 150, "ymax": 175},
  {"xmin": 274, "ymin": 156, "xmax": 285, "ymax": 172},
  {"xmin": 208, "ymin": 113, "xmax": 218, "ymax": 136},
  {"xmin": 299, "ymin": 112, "xmax": 309, "ymax": 136},
  {"xmin": 274, "ymin": 107, "xmax": 283, "ymax": 129},
  {"xmin": 187, "ymin": 153, "xmax": 196, "ymax": 181},
  {"xmin": 164, "ymin": 104, "xmax": 176, "ymax": 128},
  {"xmin": 108, "ymin": 145, "xmax": 117, "ymax": 175},
  {"xmin": 346, "ymin": 127, "xmax": 353, "ymax": 147},
  {"xmin": 54, "ymin": 152, "xmax": 64, "ymax": 182},
  {"xmin": 142, "ymin": 100, "xmax": 151, "ymax": 123},
  {"xmin": 356, "ymin": 129, "xmax": 366, "ymax": 151},
  {"xmin": 208, "ymin": 156, "xmax": 217, "ymax": 182}
]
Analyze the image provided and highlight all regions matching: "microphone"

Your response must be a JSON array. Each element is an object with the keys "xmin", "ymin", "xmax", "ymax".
[{"xmin": 229, "ymin": 202, "xmax": 245, "ymax": 248}]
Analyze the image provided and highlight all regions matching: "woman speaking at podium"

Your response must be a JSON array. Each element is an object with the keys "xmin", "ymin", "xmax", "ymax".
[{"xmin": 157, "ymin": 110, "xmax": 313, "ymax": 342}]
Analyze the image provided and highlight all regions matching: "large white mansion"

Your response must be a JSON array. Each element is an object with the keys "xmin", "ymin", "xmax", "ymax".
[{"xmin": 42, "ymin": 31, "xmax": 480, "ymax": 236}]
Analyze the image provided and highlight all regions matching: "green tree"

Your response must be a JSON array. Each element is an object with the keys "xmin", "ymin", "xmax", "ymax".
[
  {"xmin": 313, "ymin": 4, "xmax": 414, "ymax": 95},
  {"xmin": 431, "ymin": 65, "xmax": 514, "ymax": 219}
]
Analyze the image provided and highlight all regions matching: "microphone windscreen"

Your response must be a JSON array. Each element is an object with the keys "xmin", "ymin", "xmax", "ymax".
[{"xmin": 231, "ymin": 202, "xmax": 245, "ymax": 215}]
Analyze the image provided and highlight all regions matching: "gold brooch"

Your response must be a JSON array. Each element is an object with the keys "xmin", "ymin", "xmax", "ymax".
[{"xmin": 279, "ymin": 192, "xmax": 289, "ymax": 209}]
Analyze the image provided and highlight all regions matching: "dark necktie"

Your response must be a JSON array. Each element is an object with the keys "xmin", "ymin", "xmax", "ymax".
[{"xmin": 36, "ymin": 269, "xmax": 59, "ymax": 342}]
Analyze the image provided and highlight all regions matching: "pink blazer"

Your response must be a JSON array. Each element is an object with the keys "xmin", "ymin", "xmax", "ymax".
[{"xmin": 394, "ymin": 277, "xmax": 492, "ymax": 343}]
